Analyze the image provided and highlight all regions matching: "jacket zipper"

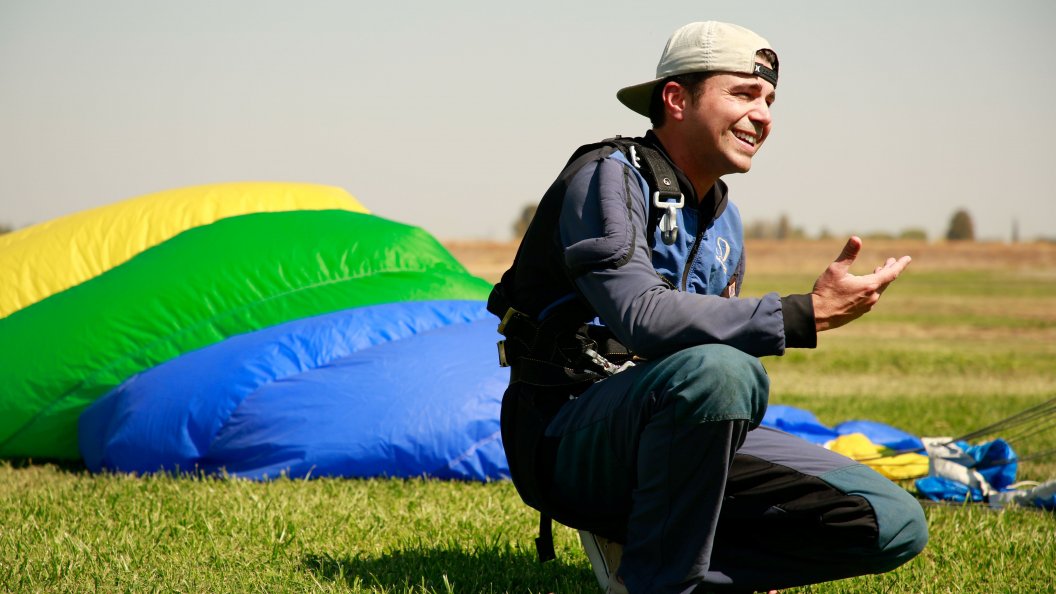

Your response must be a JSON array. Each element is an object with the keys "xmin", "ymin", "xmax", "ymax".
[{"xmin": 680, "ymin": 228, "xmax": 705, "ymax": 292}]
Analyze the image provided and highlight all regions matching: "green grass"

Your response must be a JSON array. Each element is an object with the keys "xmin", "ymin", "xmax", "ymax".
[{"xmin": 2, "ymin": 266, "xmax": 1054, "ymax": 593}]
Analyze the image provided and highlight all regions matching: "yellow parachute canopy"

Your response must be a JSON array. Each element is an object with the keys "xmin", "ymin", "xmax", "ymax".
[
  {"xmin": 828, "ymin": 433, "xmax": 929, "ymax": 480},
  {"xmin": 0, "ymin": 182, "xmax": 368, "ymax": 319}
]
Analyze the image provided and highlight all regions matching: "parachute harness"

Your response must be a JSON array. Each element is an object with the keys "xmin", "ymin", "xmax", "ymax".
[
  {"xmin": 627, "ymin": 142, "xmax": 685, "ymax": 246},
  {"xmin": 488, "ymin": 138, "xmax": 690, "ymax": 561}
]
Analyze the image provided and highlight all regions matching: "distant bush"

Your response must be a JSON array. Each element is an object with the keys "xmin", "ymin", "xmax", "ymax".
[
  {"xmin": 946, "ymin": 209, "xmax": 975, "ymax": 241},
  {"xmin": 512, "ymin": 204, "xmax": 536, "ymax": 239}
]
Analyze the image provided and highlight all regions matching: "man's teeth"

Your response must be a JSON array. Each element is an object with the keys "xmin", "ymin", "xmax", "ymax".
[{"xmin": 734, "ymin": 131, "xmax": 756, "ymax": 146}]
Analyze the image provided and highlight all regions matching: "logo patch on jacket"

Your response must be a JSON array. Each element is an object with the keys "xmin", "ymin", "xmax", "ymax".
[{"xmin": 715, "ymin": 237, "xmax": 732, "ymax": 274}]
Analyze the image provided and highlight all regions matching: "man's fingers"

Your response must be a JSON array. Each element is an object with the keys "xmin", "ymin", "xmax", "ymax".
[
  {"xmin": 876, "ymin": 257, "xmax": 910, "ymax": 280},
  {"xmin": 873, "ymin": 256, "xmax": 912, "ymax": 292},
  {"xmin": 874, "ymin": 257, "xmax": 897, "ymax": 274}
]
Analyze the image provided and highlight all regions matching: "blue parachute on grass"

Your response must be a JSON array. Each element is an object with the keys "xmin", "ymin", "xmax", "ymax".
[
  {"xmin": 80, "ymin": 300, "xmax": 511, "ymax": 481},
  {"xmin": 762, "ymin": 405, "xmax": 923, "ymax": 451}
]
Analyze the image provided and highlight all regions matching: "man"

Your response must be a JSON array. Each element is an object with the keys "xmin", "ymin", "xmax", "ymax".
[{"xmin": 488, "ymin": 21, "xmax": 928, "ymax": 594}]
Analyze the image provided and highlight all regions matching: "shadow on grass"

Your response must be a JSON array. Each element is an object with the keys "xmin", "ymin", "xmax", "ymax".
[
  {"xmin": 4, "ymin": 457, "xmax": 89, "ymax": 474},
  {"xmin": 303, "ymin": 546, "xmax": 598, "ymax": 593}
]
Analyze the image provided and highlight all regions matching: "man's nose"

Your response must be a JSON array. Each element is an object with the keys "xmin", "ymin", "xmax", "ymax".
[{"xmin": 749, "ymin": 99, "xmax": 772, "ymax": 127}]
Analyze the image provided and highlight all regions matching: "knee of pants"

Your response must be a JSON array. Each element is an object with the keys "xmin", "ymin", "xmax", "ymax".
[
  {"xmin": 828, "ymin": 464, "xmax": 929, "ymax": 573},
  {"xmin": 647, "ymin": 344, "xmax": 769, "ymax": 426},
  {"xmin": 869, "ymin": 485, "xmax": 929, "ymax": 573}
]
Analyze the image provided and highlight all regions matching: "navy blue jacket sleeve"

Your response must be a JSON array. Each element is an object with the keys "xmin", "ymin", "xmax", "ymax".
[{"xmin": 558, "ymin": 155, "xmax": 811, "ymax": 359}]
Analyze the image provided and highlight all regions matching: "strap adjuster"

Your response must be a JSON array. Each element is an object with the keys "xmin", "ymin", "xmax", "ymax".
[
  {"xmin": 497, "ymin": 307, "xmax": 522, "ymax": 334},
  {"xmin": 497, "ymin": 340, "xmax": 509, "ymax": 367}
]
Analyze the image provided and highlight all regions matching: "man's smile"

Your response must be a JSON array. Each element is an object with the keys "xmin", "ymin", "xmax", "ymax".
[{"xmin": 732, "ymin": 129, "xmax": 758, "ymax": 147}]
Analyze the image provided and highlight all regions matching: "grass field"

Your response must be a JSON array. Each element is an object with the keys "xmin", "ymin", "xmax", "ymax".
[{"xmin": 3, "ymin": 239, "xmax": 1054, "ymax": 593}]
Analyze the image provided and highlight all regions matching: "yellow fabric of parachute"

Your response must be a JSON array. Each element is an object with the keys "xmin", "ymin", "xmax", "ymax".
[
  {"xmin": 0, "ymin": 182, "xmax": 368, "ymax": 320},
  {"xmin": 827, "ymin": 433, "xmax": 929, "ymax": 480}
]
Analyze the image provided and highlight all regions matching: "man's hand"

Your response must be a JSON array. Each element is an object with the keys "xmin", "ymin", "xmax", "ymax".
[{"xmin": 811, "ymin": 236, "xmax": 911, "ymax": 332}]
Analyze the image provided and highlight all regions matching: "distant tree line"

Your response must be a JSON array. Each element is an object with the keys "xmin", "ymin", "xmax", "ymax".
[
  {"xmin": 746, "ymin": 210, "xmax": 979, "ymax": 242},
  {"xmin": 745, "ymin": 214, "xmax": 807, "ymax": 240},
  {"xmin": 512, "ymin": 205, "xmax": 987, "ymax": 243}
]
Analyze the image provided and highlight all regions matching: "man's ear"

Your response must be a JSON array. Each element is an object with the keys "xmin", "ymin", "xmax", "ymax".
[{"xmin": 661, "ymin": 81, "xmax": 688, "ymax": 123}]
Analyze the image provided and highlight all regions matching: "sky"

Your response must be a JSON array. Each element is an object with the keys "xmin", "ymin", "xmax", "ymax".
[{"xmin": 1, "ymin": 0, "xmax": 1054, "ymax": 242}]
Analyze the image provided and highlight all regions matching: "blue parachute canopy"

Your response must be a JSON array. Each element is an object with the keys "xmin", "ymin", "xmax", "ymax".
[
  {"xmin": 762, "ymin": 405, "xmax": 923, "ymax": 451},
  {"xmin": 79, "ymin": 300, "xmax": 510, "ymax": 481}
]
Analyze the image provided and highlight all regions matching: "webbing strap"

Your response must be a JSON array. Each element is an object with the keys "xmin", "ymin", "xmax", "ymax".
[
  {"xmin": 509, "ymin": 357, "xmax": 600, "ymax": 387},
  {"xmin": 536, "ymin": 513, "xmax": 556, "ymax": 563},
  {"xmin": 629, "ymin": 141, "xmax": 682, "ymax": 200},
  {"xmin": 612, "ymin": 139, "xmax": 684, "ymax": 245}
]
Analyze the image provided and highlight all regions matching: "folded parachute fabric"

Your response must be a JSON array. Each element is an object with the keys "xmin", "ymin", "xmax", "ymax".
[
  {"xmin": 827, "ymin": 434, "xmax": 929, "ymax": 480},
  {"xmin": 0, "ymin": 182, "xmax": 367, "ymax": 320},
  {"xmin": 915, "ymin": 437, "xmax": 1018, "ymax": 503},
  {"xmin": 80, "ymin": 300, "xmax": 510, "ymax": 481},
  {"xmin": 760, "ymin": 405, "xmax": 838, "ymax": 445},
  {"xmin": 0, "ymin": 183, "xmax": 492, "ymax": 464},
  {"xmin": 762, "ymin": 405, "xmax": 924, "ymax": 452},
  {"xmin": 763, "ymin": 405, "xmax": 935, "ymax": 481},
  {"xmin": 764, "ymin": 407, "xmax": 1051, "ymax": 507}
]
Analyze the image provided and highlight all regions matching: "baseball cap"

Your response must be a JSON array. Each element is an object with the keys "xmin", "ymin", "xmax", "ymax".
[{"xmin": 617, "ymin": 21, "xmax": 779, "ymax": 117}]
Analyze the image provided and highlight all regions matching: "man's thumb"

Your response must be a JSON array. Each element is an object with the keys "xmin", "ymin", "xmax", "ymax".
[{"xmin": 832, "ymin": 236, "xmax": 862, "ymax": 271}]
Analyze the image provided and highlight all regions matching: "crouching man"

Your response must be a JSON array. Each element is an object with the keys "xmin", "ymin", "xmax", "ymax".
[{"xmin": 488, "ymin": 20, "xmax": 928, "ymax": 594}]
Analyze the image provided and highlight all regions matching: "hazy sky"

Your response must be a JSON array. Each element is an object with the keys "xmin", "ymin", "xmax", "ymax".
[{"xmin": 2, "ymin": 0, "xmax": 1054, "ymax": 241}]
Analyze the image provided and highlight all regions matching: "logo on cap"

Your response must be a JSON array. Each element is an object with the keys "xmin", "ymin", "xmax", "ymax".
[{"xmin": 753, "ymin": 63, "xmax": 778, "ymax": 86}]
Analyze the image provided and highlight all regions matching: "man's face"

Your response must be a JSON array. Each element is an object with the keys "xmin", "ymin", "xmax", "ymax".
[{"xmin": 676, "ymin": 71, "xmax": 776, "ymax": 179}]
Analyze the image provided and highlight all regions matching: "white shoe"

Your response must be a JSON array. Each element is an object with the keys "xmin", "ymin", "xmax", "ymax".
[{"xmin": 578, "ymin": 530, "xmax": 628, "ymax": 594}]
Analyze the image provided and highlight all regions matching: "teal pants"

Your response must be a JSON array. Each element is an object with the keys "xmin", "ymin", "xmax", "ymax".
[{"xmin": 504, "ymin": 344, "xmax": 928, "ymax": 594}]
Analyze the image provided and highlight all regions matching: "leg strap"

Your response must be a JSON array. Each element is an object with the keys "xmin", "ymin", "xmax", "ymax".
[{"xmin": 536, "ymin": 513, "xmax": 556, "ymax": 563}]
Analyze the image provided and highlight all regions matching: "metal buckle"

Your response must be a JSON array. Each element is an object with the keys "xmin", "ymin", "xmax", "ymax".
[
  {"xmin": 652, "ymin": 191, "xmax": 684, "ymax": 245},
  {"xmin": 583, "ymin": 348, "xmax": 636, "ymax": 377},
  {"xmin": 497, "ymin": 307, "xmax": 521, "ymax": 334},
  {"xmin": 497, "ymin": 340, "xmax": 509, "ymax": 367}
]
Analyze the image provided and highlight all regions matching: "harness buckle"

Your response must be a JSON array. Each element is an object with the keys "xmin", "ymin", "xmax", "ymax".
[
  {"xmin": 583, "ymin": 347, "xmax": 636, "ymax": 377},
  {"xmin": 497, "ymin": 307, "xmax": 523, "ymax": 335},
  {"xmin": 498, "ymin": 340, "xmax": 510, "ymax": 367},
  {"xmin": 652, "ymin": 191, "xmax": 684, "ymax": 245}
]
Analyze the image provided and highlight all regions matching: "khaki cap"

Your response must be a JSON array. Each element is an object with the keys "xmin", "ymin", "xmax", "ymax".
[{"xmin": 617, "ymin": 21, "xmax": 779, "ymax": 117}]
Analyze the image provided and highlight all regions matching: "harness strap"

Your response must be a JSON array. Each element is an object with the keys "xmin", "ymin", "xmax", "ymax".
[
  {"xmin": 490, "ymin": 137, "xmax": 682, "ymax": 564},
  {"xmin": 624, "ymin": 140, "xmax": 682, "ymax": 200},
  {"xmin": 565, "ymin": 138, "xmax": 685, "ymax": 246},
  {"xmin": 536, "ymin": 514, "xmax": 556, "ymax": 563},
  {"xmin": 509, "ymin": 357, "xmax": 601, "ymax": 387},
  {"xmin": 619, "ymin": 139, "xmax": 685, "ymax": 245}
]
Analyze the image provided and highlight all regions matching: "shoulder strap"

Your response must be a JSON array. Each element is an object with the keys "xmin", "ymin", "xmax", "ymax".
[{"xmin": 608, "ymin": 138, "xmax": 685, "ymax": 245}]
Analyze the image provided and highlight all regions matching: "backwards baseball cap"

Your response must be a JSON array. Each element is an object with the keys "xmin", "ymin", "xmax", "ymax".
[{"xmin": 617, "ymin": 21, "xmax": 779, "ymax": 117}]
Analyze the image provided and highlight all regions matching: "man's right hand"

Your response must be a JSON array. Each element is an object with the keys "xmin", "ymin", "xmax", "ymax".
[{"xmin": 810, "ymin": 236, "xmax": 911, "ymax": 332}]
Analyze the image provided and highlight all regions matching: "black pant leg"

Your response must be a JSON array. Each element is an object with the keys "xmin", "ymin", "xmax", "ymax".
[{"xmin": 698, "ymin": 427, "xmax": 928, "ymax": 592}]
